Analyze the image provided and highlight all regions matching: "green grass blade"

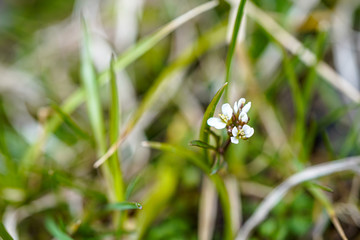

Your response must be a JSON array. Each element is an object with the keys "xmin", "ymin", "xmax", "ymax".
[
  {"xmin": 22, "ymin": 1, "xmax": 218, "ymax": 167},
  {"xmin": 281, "ymin": 48, "xmax": 305, "ymax": 153},
  {"xmin": 109, "ymin": 55, "xmax": 120, "ymax": 158},
  {"xmin": 94, "ymin": 22, "xmax": 227, "ymax": 168},
  {"xmin": 106, "ymin": 202, "xmax": 142, "ymax": 211},
  {"xmin": 143, "ymin": 141, "xmax": 232, "ymax": 239},
  {"xmin": 224, "ymin": 0, "xmax": 247, "ymax": 99},
  {"xmin": 51, "ymin": 103, "xmax": 91, "ymax": 140},
  {"xmin": 125, "ymin": 175, "xmax": 141, "ymax": 200},
  {"xmin": 135, "ymin": 164, "xmax": 178, "ymax": 239},
  {"xmin": 80, "ymin": 18, "xmax": 106, "ymax": 155},
  {"xmin": 45, "ymin": 218, "xmax": 73, "ymax": 240},
  {"xmin": 0, "ymin": 223, "xmax": 14, "ymax": 240},
  {"xmin": 81, "ymin": 18, "xmax": 115, "ymax": 214},
  {"xmin": 281, "ymin": 49, "xmax": 304, "ymax": 114},
  {"xmin": 303, "ymin": 28, "xmax": 328, "ymax": 107},
  {"xmin": 109, "ymin": 55, "xmax": 125, "ymax": 203}
]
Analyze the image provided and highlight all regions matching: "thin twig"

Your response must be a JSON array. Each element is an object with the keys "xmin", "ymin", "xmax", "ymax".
[{"xmin": 236, "ymin": 156, "xmax": 360, "ymax": 240}]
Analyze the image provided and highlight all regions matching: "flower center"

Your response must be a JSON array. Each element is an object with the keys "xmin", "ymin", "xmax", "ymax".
[
  {"xmin": 239, "ymin": 129, "xmax": 245, "ymax": 136},
  {"xmin": 219, "ymin": 114, "xmax": 230, "ymax": 123}
]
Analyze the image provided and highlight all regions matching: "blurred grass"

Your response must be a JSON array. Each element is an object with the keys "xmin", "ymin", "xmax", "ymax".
[{"xmin": 1, "ymin": 0, "xmax": 360, "ymax": 239}]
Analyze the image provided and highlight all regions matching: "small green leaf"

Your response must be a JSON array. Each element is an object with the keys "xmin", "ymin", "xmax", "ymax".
[
  {"xmin": 311, "ymin": 182, "xmax": 333, "ymax": 193},
  {"xmin": 45, "ymin": 218, "xmax": 74, "ymax": 240},
  {"xmin": 106, "ymin": 202, "xmax": 143, "ymax": 211},
  {"xmin": 189, "ymin": 140, "xmax": 217, "ymax": 150},
  {"xmin": 0, "ymin": 222, "xmax": 14, "ymax": 240},
  {"xmin": 199, "ymin": 83, "xmax": 227, "ymax": 163}
]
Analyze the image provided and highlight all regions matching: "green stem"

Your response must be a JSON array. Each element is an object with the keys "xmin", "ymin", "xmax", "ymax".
[{"xmin": 211, "ymin": 174, "xmax": 233, "ymax": 240}]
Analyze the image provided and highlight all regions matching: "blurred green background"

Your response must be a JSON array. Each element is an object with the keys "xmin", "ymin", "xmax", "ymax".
[{"xmin": 1, "ymin": 0, "xmax": 360, "ymax": 239}]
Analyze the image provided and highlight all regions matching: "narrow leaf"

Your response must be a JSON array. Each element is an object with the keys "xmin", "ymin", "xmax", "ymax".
[
  {"xmin": 51, "ymin": 103, "xmax": 91, "ymax": 140},
  {"xmin": 80, "ymin": 18, "xmax": 106, "ymax": 155},
  {"xmin": 224, "ymin": 0, "xmax": 247, "ymax": 98},
  {"xmin": 125, "ymin": 175, "xmax": 141, "ymax": 200},
  {"xmin": 311, "ymin": 182, "xmax": 334, "ymax": 193},
  {"xmin": 199, "ymin": 83, "xmax": 228, "ymax": 143},
  {"xmin": 189, "ymin": 140, "xmax": 217, "ymax": 150},
  {"xmin": 0, "ymin": 223, "xmax": 13, "ymax": 240},
  {"xmin": 45, "ymin": 218, "xmax": 73, "ymax": 240},
  {"xmin": 199, "ymin": 83, "xmax": 227, "ymax": 164},
  {"xmin": 106, "ymin": 202, "xmax": 143, "ymax": 211},
  {"xmin": 109, "ymin": 55, "xmax": 125, "ymax": 202}
]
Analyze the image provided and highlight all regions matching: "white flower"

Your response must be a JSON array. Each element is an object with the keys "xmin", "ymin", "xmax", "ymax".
[
  {"xmin": 230, "ymin": 124, "xmax": 254, "ymax": 144},
  {"xmin": 242, "ymin": 102, "xmax": 251, "ymax": 114},
  {"xmin": 243, "ymin": 124, "xmax": 254, "ymax": 138},
  {"xmin": 230, "ymin": 127, "xmax": 240, "ymax": 144},
  {"xmin": 239, "ymin": 111, "xmax": 248, "ymax": 123},
  {"xmin": 234, "ymin": 98, "xmax": 246, "ymax": 114},
  {"xmin": 207, "ymin": 103, "xmax": 233, "ymax": 129},
  {"xmin": 207, "ymin": 98, "xmax": 254, "ymax": 143}
]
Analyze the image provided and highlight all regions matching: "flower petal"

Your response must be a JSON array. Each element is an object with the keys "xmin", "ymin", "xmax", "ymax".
[
  {"xmin": 234, "ymin": 101, "xmax": 239, "ymax": 114},
  {"xmin": 222, "ymin": 103, "xmax": 233, "ymax": 119},
  {"xmin": 230, "ymin": 137, "xmax": 239, "ymax": 144},
  {"xmin": 207, "ymin": 117, "xmax": 226, "ymax": 129},
  {"xmin": 239, "ymin": 112, "xmax": 248, "ymax": 123},
  {"xmin": 243, "ymin": 124, "xmax": 254, "ymax": 138},
  {"xmin": 238, "ymin": 98, "xmax": 246, "ymax": 106},
  {"xmin": 242, "ymin": 102, "xmax": 251, "ymax": 113},
  {"xmin": 232, "ymin": 126, "xmax": 238, "ymax": 137}
]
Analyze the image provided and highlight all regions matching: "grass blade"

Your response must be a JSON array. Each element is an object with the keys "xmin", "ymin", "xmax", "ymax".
[
  {"xmin": 0, "ymin": 223, "xmax": 13, "ymax": 240},
  {"xmin": 80, "ymin": 18, "xmax": 106, "ymax": 155},
  {"xmin": 45, "ymin": 218, "xmax": 73, "ymax": 240},
  {"xmin": 303, "ymin": 27, "xmax": 328, "ymax": 107},
  {"xmin": 142, "ymin": 141, "xmax": 232, "ymax": 239},
  {"xmin": 135, "ymin": 164, "xmax": 178, "ymax": 239},
  {"xmin": 81, "ymin": 18, "xmax": 115, "ymax": 221},
  {"xmin": 224, "ymin": 0, "xmax": 247, "ymax": 99},
  {"xmin": 22, "ymin": 1, "xmax": 218, "ymax": 167},
  {"xmin": 94, "ymin": 22, "xmax": 227, "ymax": 168},
  {"xmin": 51, "ymin": 103, "xmax": 91, "ymax": 140},
  {"xmin": 106, "ymin": 202, "xmax": 143, "ymax": 211},
  {"xmin": 125, "ymin": 175, "xmax": 141, "ymax": 200},
  {"xmin": 108, "ymin": 55, "xmax": 125, "ymax": 203}
]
